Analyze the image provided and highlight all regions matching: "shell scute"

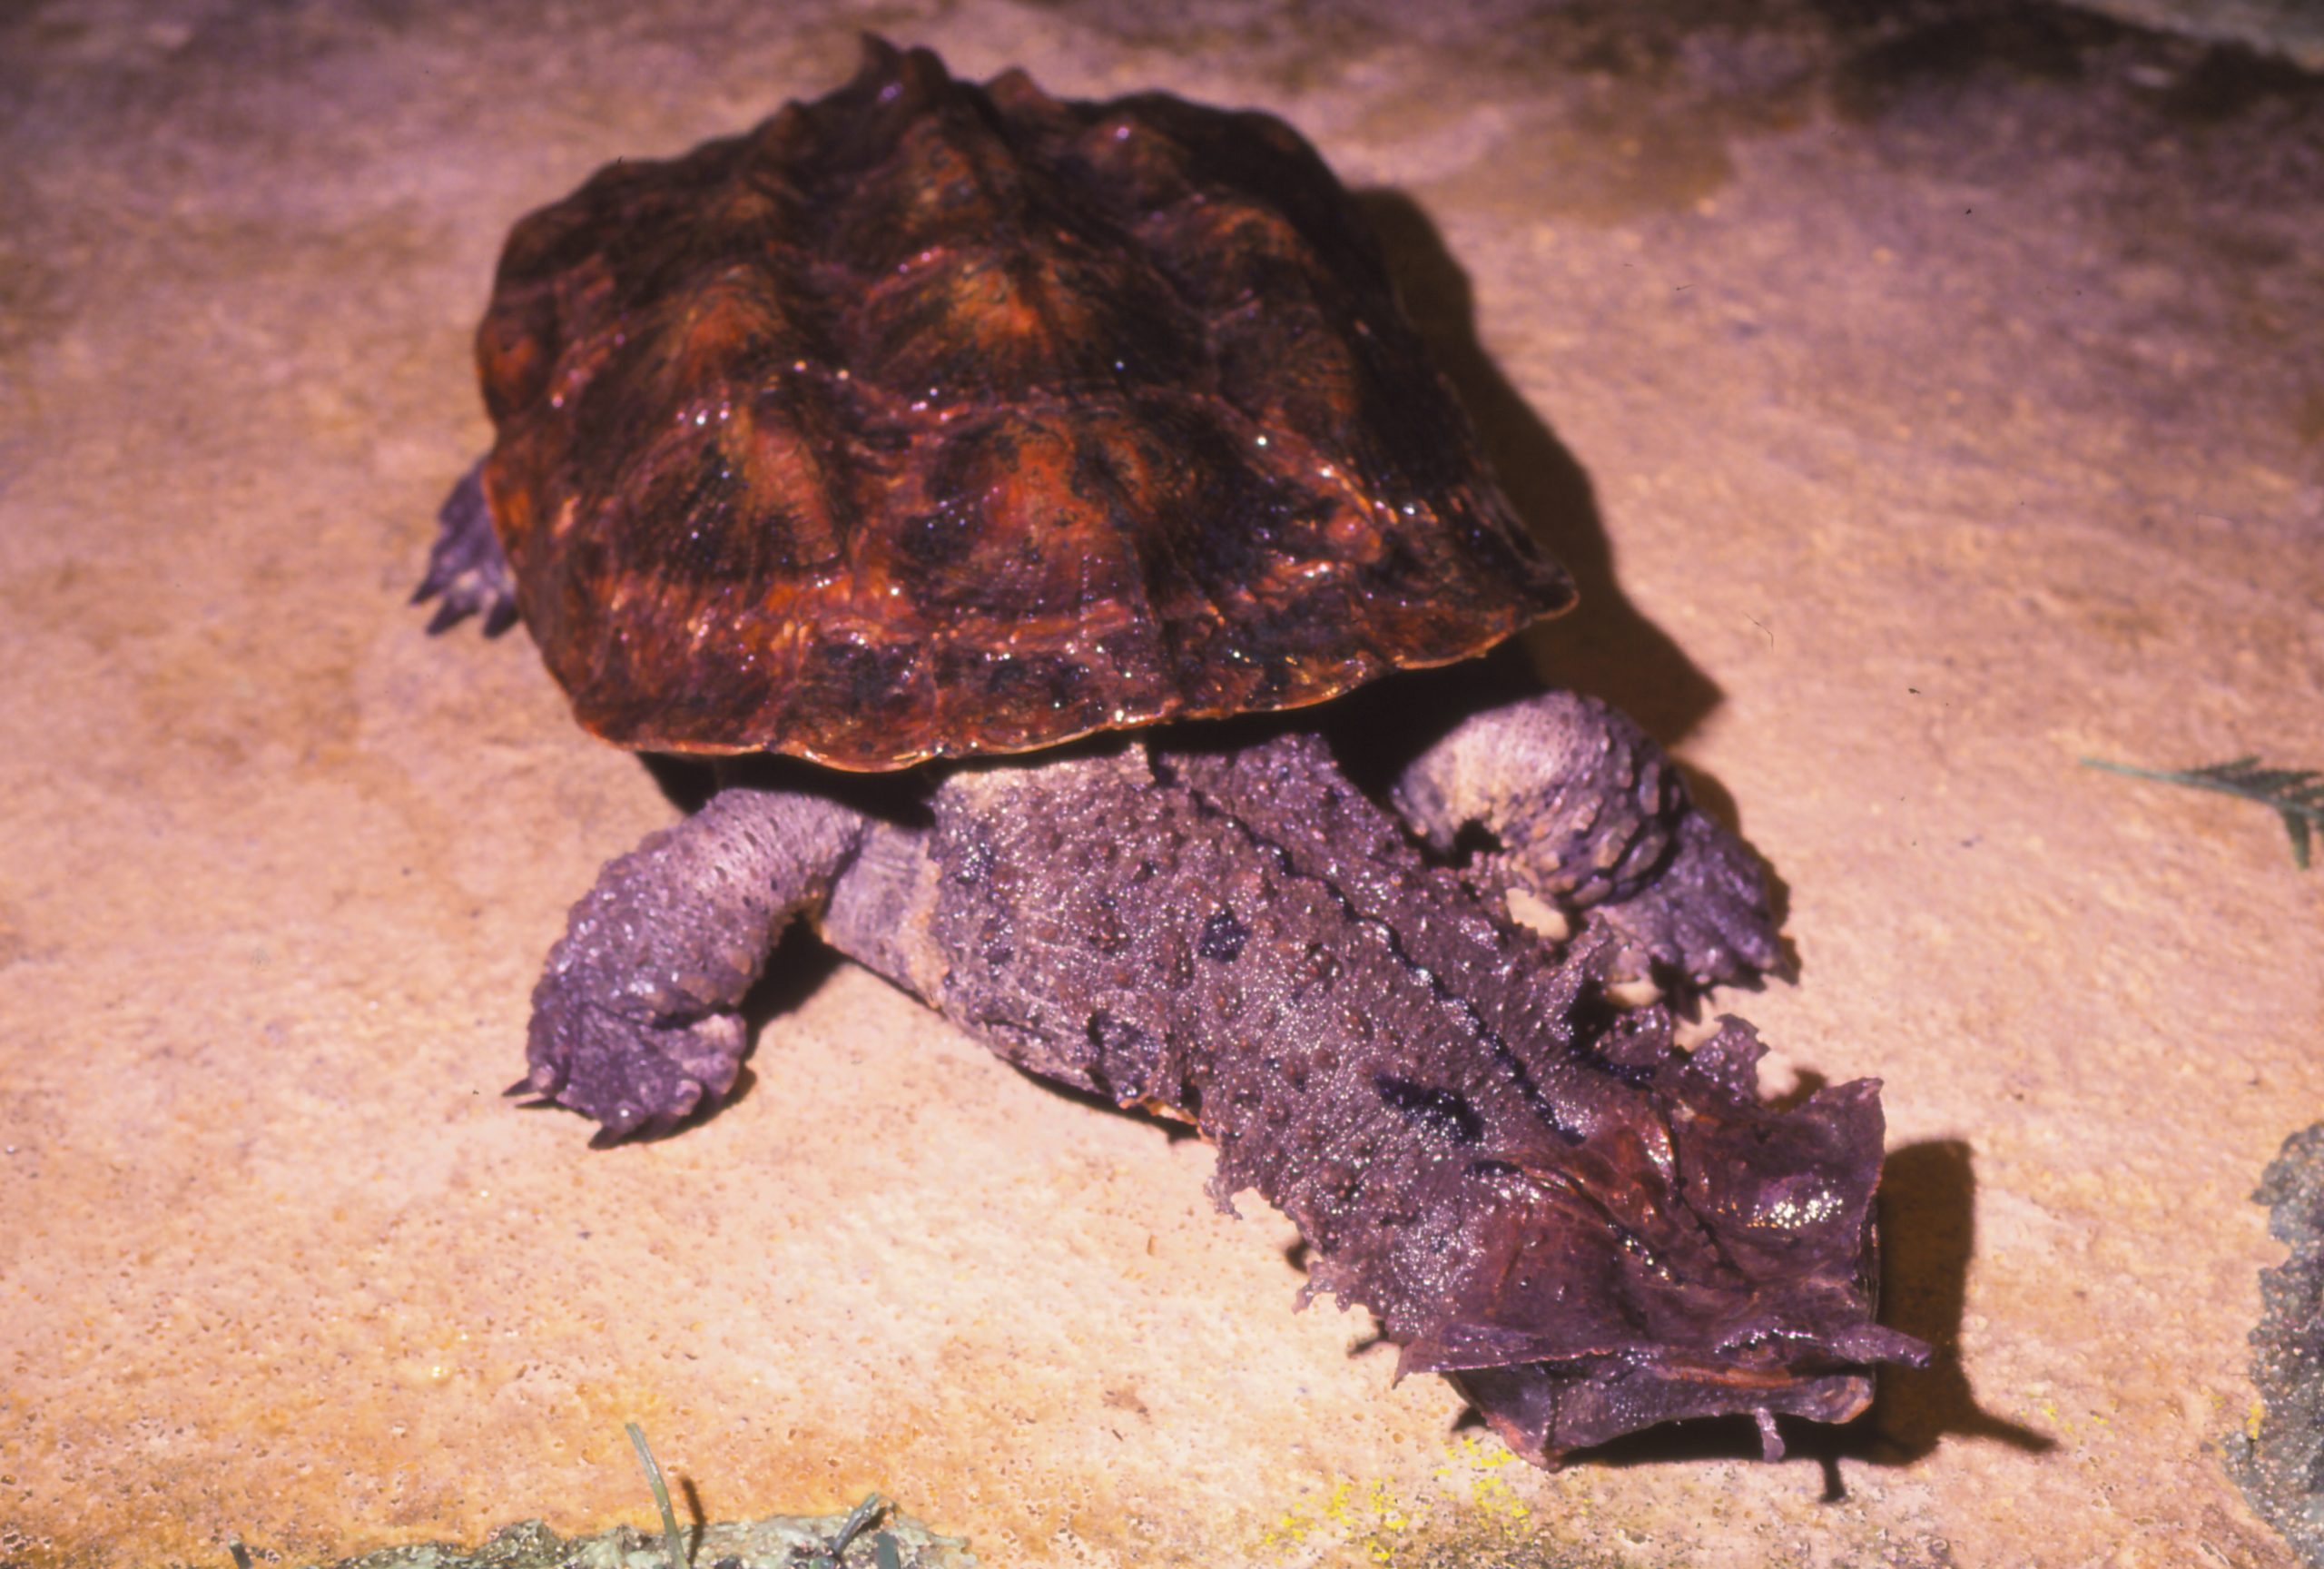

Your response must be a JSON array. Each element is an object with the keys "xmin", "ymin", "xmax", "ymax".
[{"xmin": 474, "ymin": 37, "xmax": 1575, "ymax": 767}]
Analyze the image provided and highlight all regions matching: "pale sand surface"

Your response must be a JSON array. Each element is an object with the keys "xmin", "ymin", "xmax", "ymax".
[{"xmin": 3, "ymin": 4, "xmax": 2320, "ymax": 1566}]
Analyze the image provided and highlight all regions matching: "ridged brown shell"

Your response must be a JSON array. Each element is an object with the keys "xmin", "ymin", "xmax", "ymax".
[{"xmin": 475, "ymin": 37, "xmax": 1575, "ymax": 768}]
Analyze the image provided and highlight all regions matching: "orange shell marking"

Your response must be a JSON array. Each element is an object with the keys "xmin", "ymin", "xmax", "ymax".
[{"xmin": 475, "ymin": 38, "xmax": 1574, "ymax": 768}]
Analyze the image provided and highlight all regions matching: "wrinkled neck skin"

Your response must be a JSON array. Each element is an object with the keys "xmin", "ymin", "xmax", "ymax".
[{"xmin": 811, "ymin": 730, "xmax": 1926, "ymax": 1464}]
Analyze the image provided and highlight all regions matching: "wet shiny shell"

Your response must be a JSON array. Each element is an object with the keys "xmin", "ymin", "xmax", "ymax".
[{"xmin": 475, "ymin": 38, "xmax": 1575, "ymax": 768}]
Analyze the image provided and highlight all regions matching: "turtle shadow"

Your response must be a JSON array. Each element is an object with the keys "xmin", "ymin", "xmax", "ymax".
[
  {"xmin": 1551, "ymin": 1138, "xmax": 2050, "ymax": 1488},
  {"xmin": 639, "ymin": 751, "xmax": 720, "ymax": 813},
  {"xmin": 1354, "ymin": 189, "xmax": 1721, "ymax": 748},
  {"xmin": 1843, "ymin": 1138, "xmax": 2054, "ymax": 1465}
]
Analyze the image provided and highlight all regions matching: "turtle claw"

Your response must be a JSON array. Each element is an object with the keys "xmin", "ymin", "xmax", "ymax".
[
  {"xmin": 1588, "ymin": 808, "xmax": 1783, "ymax": 994},
  {"xmin": 525, "ymin": 990, "xmax": 746, "ymax": 1142},
  {"xmin": 413, "ymin": 461, "xmax": 520, "ymax": 636}
]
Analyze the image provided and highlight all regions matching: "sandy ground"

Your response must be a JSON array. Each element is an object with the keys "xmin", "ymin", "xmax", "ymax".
[{"xmin": 4, "ymin": 2, "xmax": 2321, "ymax": 1565}]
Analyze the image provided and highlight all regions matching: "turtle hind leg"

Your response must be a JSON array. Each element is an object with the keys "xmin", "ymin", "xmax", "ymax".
[
  {"xmin": 412, "ymin": 460, "xmax": 519, "ymax": 636},
  {"xmin": 1387, "ymin": 689, "xmax": 1781, "ymax": 995}
]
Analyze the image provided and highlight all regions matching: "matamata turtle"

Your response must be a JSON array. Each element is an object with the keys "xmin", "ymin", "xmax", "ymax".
[{"xmin": 419, "ymin": 36, "xmax": 1925, "ymax": 1465}]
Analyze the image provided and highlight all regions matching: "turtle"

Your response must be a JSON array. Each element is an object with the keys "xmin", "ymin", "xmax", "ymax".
[{"xmin": 417, "ymin": 37, "xmax": 1926, "ymax": 1465}]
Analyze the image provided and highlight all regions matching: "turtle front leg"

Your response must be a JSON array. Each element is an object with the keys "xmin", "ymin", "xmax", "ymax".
[
  {"xmin": 412, "ymin": 461, "xmax": 521, "ymax": 636},
  {"xmin": 520, "ymin": 786, "xmax": 866, "ymax": 1142},
  {"xmin": 1388, "ymin": 691, "xmax": 1779, "ymax": 994}
]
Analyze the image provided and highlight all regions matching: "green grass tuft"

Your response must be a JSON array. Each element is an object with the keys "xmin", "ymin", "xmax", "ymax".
[
  {"xmin": 624, "ymin": 1425, "xmax": 902, "ymax": 1569},
  {"xmin": 2083, "ymin": 755, "xmax": 2324, "ymax": 869}
]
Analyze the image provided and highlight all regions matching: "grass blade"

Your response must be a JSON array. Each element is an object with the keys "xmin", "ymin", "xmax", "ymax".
[
  {"xmin": 825, "ymin": 1494, "xmax": 888, "ymax": 1562},
  {"xmin": 624, "ymin": 1423, "xmax": 693, "ymax": 1569},
  {"xmin": 2083, "ymin": 755, "xmax": 2324, "ymax": 870}
]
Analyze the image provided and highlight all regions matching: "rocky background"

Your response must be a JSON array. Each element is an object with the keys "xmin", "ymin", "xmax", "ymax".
[{"xmin": 3, "ymin": 2, "xmax": 2320, "ymax": 1565}]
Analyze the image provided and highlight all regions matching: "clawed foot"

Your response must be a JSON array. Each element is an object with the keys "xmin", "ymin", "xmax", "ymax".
[
  {"xmin": 1588, "ymin": 808, "xmax": 1783, "ymax": 993},
  {"xmin": 515, "ymin": 987, "xmax": 751, "ymax": 1144},
  {"xmin": 412, "ymin": 462, "xmax": 520, "ymax": 636},
  {"xmin": 1388, "ymin": 691, "xmax": 1781, "ymax": 999},
  {"xmin": 507, "ymin": 787, "xmax": 870, "ymax": 1144}
]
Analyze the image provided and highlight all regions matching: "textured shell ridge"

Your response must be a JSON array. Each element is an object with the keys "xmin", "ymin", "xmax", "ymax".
[{"xmin": 473, "ymin": 36, "xmax": 1577, "ymax": 768}]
